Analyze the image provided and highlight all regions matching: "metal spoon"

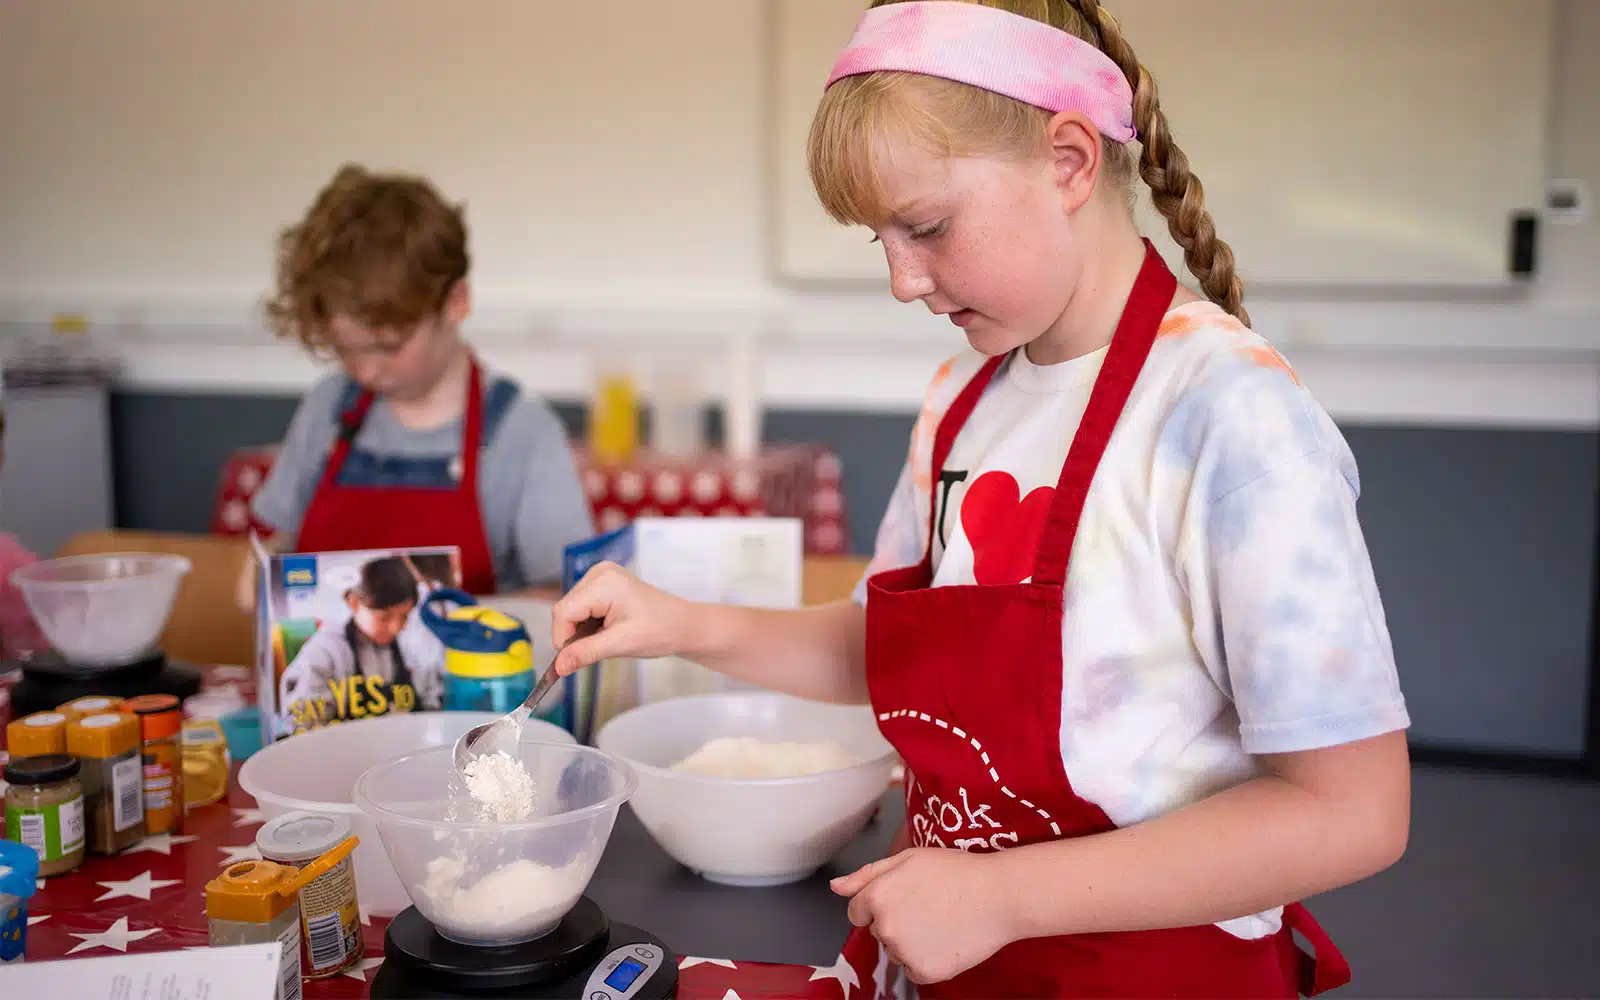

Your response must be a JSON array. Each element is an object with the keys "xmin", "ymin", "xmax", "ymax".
[{"xmin": 451, "ymin": 616, "xmax": 604, "ymax": 774}]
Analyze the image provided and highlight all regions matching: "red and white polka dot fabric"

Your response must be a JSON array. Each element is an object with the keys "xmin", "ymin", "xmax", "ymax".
[{"xmin": 211, "ymin": 442, "xmax": 852, "ymax": 555}]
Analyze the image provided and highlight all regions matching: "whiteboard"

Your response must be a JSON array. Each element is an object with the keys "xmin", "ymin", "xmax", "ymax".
[{"xmin": 773, "ymin": 0, "xmax": 1555, "ymax": 289}]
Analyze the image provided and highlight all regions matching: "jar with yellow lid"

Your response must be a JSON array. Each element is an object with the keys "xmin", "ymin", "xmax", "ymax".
[
  {"xmin": 5, "ymin": 712, "xmax": 69, "ymax": 757},
  {"xmin": 206, "ymin": 860, "xmax": 307, "ymax": 1000},
  {"xmin": 181, "ymin": 720, "xmax": 231, "ymax": 810},
  {"xmin": 56, "ymin": 696, "xmax": 123, "ymax": 721},
  {"xmin": 65, "ymin": 713, "xmax": 145, "ymax": 853}
]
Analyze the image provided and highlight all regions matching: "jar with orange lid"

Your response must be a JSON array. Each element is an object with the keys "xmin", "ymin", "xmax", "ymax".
[
  {"xmin": 123, "ymin": 695, "xmax": 183, "ymax": 834},
  {"xmin": 65, "ymin": 713, "xmax": 145, "ymax": 853},
  {"xmin": 5, "ymin": 712, "xmax": 69, "ymax": 757},
  {"xmin": 56, "ymin": 696, "xmax": 123, "ymax": 721}
]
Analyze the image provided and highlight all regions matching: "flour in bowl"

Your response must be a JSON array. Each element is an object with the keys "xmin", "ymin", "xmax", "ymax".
[
  {"xmin": 460, "ymin": 750, "xmax": 536, "ymax": 822},
  {"xmin": 419, "ymin": 854, "xmax": 590, "ymax": 942},
  {"xmin": 670, "ymin": 736, "xmax": 860, "ymax": 778}
]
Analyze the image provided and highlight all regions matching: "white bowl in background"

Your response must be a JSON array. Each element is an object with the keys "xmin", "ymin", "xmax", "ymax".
[
  {"xmin": 12, "ymin": 553, "xmax": 190, "ymax": 665},
  {"xmin": 237, "ymin": 711, "xmax": 575, "ymax": 917},
  {"xmin": 596, "ymin": 691, "xmax": 897, "ymax": 887}
]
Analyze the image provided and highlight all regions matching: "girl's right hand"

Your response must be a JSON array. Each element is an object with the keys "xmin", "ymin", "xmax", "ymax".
[{"xmin": 550, "ymin": 561, "xmax": 695, "ymax": 676}]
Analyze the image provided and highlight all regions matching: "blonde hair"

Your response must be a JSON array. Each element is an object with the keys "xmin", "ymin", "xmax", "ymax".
[
  {"xmin": 264, "ymin": 164, "xmax": 471, "ymax": 352},
  {"xmin": 808, "ymin": 0, "xmax": 1249, "ymax": 325}
]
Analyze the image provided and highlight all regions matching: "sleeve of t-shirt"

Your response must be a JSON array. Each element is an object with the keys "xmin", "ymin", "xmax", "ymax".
[
  {"xmin": 251, "ymin": 377, "xmax": 344, "ymax": 538},
  {"xmin": 851, "ymin": 460, "xmax": 924, "ymax": 607},
  {"xmin": 1172, "ymin": 367, "xmax": 1411, "ymax": 756},
  {"xmin": 509, "ymin": 398, "xmax": 595, "ymax": 589}
]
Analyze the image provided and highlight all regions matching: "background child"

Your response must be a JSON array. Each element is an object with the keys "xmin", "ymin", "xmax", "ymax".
[
  {"xmin": 0, "ymin": 402, "xmax": 48, "ymax": 661},
  {"xmin": 551, "ymin": 0, "xmax": 1410, "ymax": 995},
  {"xmin": 278, "ymin": 555, "xmax": 442, "ymax": 727},
  {"xmin": 236, "ymin": 164, "xmax": 593, "ymax": 608}
]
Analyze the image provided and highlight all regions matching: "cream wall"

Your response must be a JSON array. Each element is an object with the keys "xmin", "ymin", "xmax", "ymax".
[{"xmin": 0, "ymin": 0, "xmax": 1596, "ymax": 427}]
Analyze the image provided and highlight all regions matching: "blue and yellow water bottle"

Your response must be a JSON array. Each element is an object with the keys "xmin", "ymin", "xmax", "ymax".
[{"xmin": 419, "ymin": 589, "xmax": 537, "ymax": 714}]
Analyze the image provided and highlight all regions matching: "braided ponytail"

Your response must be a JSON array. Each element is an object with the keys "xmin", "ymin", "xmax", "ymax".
[{"xmin": 1062, "ymin": 0, "xmax": 1250, "ymax": 326}]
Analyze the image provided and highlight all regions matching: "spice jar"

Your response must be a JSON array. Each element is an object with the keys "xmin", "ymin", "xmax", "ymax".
[
  {"xmin": 2, "ymin": 755, "xmax": 85, "ymax": 876},
  {"xmin": 256, "ymin": 813, "xmax": 362, "ymax": 978},
  {"xmin": 5, "ymin": 713, "xmax": 69, "ymax": 757},
  {"xmin": 123, "ymin": 695, "xmax": 183, "ymax": 834},
  {"xmin": 56, "ymin": 696, "xmax": 123, "ymax": 721},
  {"xmin": 0, "ymin": 838, "xmax": 41, "ymax": 963},
  {"xmin": 181, "ymin": 720, "xmax": 230, "ymax": 810},
  {"xmin": 206, "ymin": 860, "xmax": 307, "ymax": 1000},
  {"xmin": 65, "ymin": 713, "xmax": 145, "ymax": 853}
]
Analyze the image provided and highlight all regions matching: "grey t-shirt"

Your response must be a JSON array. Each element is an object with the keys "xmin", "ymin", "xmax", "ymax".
[{"xmin": 251, "ymin": 371, "xmax": 594, "ymax": 591}]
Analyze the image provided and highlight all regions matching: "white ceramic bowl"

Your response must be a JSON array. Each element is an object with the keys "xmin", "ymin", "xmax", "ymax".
[
  {"xmin": 11, "ymin": 553, "xmax": 190, "ymax": 664},
  {"xmin": 596, "ymin": 691, "xmax": 897, "ymax": 887},
  {"xmin": 237, "ymin": 711, "xmax": 575, "ymax": 917},
  {"xmin": 355, "ymin": 742, "xmax": 635, "ymax": 946}
]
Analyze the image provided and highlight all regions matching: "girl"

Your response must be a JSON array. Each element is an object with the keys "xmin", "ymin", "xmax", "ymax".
[{"xmin": 553, "ymin": 1, "xmax": 1411, "ymax": 995}]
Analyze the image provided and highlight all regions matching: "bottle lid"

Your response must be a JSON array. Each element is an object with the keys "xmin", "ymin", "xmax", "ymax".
[
  {"xmin": 256, "ymin": 811, "xmax": 353, "ymax": 865},
  {"xmin": 57, "ymin": 696, "xmax": 123, "ymax": 720},
  {"xmin": 204, "ymin": 860, "xmax": 302, "ymax": 923},
  {"xmin": 65, "ymin": 712, "xmax": 141, "ymax": 758},
  {"xmin": 6, "ymin": 712, "xmax": 69, "ymax": 757},
  {"xmin": 2, "ymin": 753, "xmax": 81, "ymax": 786},
  {"xmin": 123, "ymin": 694, "xmax": 182, "ymax": 739},
  {"xmin": 0, "ymin": 838, "xmax": 41, "ymax": 898}
]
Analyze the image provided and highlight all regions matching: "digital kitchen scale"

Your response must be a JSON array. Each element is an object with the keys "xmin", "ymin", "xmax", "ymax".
[
  {"xmin": 368, "ymin": 896, "xmax": 678, "ymax": 999},
  {"xmin": 5, "ymin": 649, "xmax": 203, "ymax": 718}
]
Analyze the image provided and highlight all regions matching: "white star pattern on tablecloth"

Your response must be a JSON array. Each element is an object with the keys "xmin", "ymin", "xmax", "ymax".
[
  {"xmin": 719, "ymin": 991, "xmax": 742, "ymax": 1000},
  {"xmin": 126, "ymin": 832, "xmax": 199, "ymax": 855},
  {"xmin": 232, "ymin": 808, "xmax": 266, "ymax": 827},
  {"xmin": 95, "ymin": 870, "xmax": 183, "ymax": 902},
  {"xmin": 67, "ymin": 916, "xmax": 160, "ymax": 954},
  {"xmin": 679, "ymin": 956, "xmax": 738, "ymax": 969},
  {"xmin": 217, "ymin": 843, "xmax": 263, "ymax": 865},
  {"xmin": 810, "ymin": 953, "xmax": 861, "ymax": 997},
  {"xmin": 359, "ymin": 903, "xmax": 371, "ymax": 926},
  {"xmin": 342, "ymin": 957, "xmax": 386, "ymax": 981},
  {"xmin": 872, "ymin": 945, "xmax": 894, "ymax": 999},
  {"xmin": 28, "ymin": 914, "xmax": 49, "ymax": 926}
]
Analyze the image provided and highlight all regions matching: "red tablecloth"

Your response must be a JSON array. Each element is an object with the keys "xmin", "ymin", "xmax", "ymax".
[
  {"xmin": 214, "ymin": 443, "xmax": 853, "ymax": 556},
  {"xmin": 0, "ymin": 666, "xmax": 891, "ymax": 999}
]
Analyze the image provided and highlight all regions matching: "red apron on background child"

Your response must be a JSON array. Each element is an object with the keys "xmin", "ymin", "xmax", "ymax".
[
  {"xmin": 844, "ymin": 243, "xmax": 1350, "ymax": 998},
  {"xmin": 296, "ymin": 358, "xmax": 497, "ymax": 595}
]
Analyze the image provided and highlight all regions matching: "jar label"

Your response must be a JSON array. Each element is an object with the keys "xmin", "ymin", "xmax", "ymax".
[
  {"xmin": 276, "ymin": 918, "xmax": 304, "ymax": 1000},
  {"xmin": 111, "ymin": 755, "xmax": 143, "ymax": 833},
  {"xmin": 5, "ymin": 794, "xmax": 85, "ymax": 861}
]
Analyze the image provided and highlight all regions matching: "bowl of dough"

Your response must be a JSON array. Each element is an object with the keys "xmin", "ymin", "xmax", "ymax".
[
  {"xmin": 354, "ymin": 740, "xmax": 635, "ymax": 947},
  {"xmin": 239, "ymin": 711, "xmax": 575, "ymax": 918},
  {"xmin": 595, "ymin": 691, "xmax": 898, "ymax": 887}
]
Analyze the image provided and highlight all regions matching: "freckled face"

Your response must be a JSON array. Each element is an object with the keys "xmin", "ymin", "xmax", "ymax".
[{"xmin": 869, "ymin": 136, "xmax": 1082, "ymax": 357}]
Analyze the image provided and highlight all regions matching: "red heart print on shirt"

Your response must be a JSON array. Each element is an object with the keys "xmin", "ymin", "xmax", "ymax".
[{"xmin": 958, "ymin": 471, "xmax": 1055, "ymax": 585}]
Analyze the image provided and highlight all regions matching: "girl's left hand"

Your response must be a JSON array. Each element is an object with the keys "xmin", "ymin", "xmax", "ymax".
[{"xmin": 830, "ymin": 848, "xmax": 1015, "ymax": 985}]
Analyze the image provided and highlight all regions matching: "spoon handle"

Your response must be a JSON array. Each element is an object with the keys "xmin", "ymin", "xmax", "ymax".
[{"xmin": 519, "ymin": 616, "xmax": 604, "ymax": 718}]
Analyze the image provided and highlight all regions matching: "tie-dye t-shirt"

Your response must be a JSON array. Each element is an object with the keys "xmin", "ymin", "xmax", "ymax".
[{"xmin": 853, "ymin": 301, "xmax": 1410, "ymax": 940}]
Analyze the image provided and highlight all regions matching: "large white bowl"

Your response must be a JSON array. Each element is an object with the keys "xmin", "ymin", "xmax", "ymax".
[
  {"xmin": 596, "ymin": 691, "xmax": 897, "ymax": 887},
  {"xmin": 11, "ymin": 553, "xmax": 190, "ymax": 664},
  {"xmin": 355, "ymin": 742, "xmax": 635, "ymax": 946},
  {"xmin": 238, "ymin": 711, "xmax": 575, "ymax": 917}
]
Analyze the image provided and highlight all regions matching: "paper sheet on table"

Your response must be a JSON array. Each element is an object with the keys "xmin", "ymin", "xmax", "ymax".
[{"xmin": 0, "ymin": 942, "xmax": 283, "ymax": 1000}]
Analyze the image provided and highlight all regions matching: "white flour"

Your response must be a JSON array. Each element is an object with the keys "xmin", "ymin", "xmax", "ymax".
[
  {"xmin": 461, "ymin": 751, "xmax": 535, "ymax": 822},
  {"xmin": 419, "ymin": 854, "xmax": 589, "ymax": 942},
  {"xmin": 670, "ymin": 736, "xmax": 860, "ymax": 778}
]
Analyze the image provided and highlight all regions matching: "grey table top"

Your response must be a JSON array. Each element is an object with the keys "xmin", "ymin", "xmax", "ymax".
[{"xmin": 585, "ymin": 790, "xmax": 904, "ymax": 967}]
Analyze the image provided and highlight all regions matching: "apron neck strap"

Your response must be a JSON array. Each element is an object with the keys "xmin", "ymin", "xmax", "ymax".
[
  {"xmin": 1031, "ymin": 240, "xmax": 1175, "ymax": 587},
  {"xmin": 925, "ymin": 353, "xmax": 1007, "ymax": 560}
]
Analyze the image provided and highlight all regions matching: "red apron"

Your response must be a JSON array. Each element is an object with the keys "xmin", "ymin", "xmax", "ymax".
[
  {"xmin": 848, "ymin": 242, "xmax": 1351, "ymax": 998},
  {"xmin": 296, "ymin": 358, "xmax": 499, "ymax": 595}
]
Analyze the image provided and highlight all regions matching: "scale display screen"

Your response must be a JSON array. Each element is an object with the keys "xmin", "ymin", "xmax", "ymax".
[{"xmin": 605, "ymin": 958, "xmax": 647, "ymax": 991}]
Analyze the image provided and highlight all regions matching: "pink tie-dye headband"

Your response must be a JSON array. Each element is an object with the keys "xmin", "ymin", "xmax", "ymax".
[{"xmin": 825, "ymin": 1, "xmax": 1137, "ymax": 143}]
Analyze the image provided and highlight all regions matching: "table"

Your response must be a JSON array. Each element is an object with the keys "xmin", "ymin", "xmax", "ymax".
[{"xmin": 2, "ymin": 667, "xmax": 902, "ymax": 999}]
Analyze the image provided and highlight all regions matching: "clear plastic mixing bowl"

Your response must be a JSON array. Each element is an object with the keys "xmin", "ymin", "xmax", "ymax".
[
  {"xmin": 354, "ymin": 741, "xmax": 636, "ymax": 947},
  {"xmin": 11, "ymin": 553, "xmax": 191, "ymax": 664}
]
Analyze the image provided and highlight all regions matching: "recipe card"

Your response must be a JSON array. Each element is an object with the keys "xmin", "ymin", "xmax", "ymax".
[{"xmin": 0, "ymin": 942, "xmax": 284, "ymax": 1000}]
